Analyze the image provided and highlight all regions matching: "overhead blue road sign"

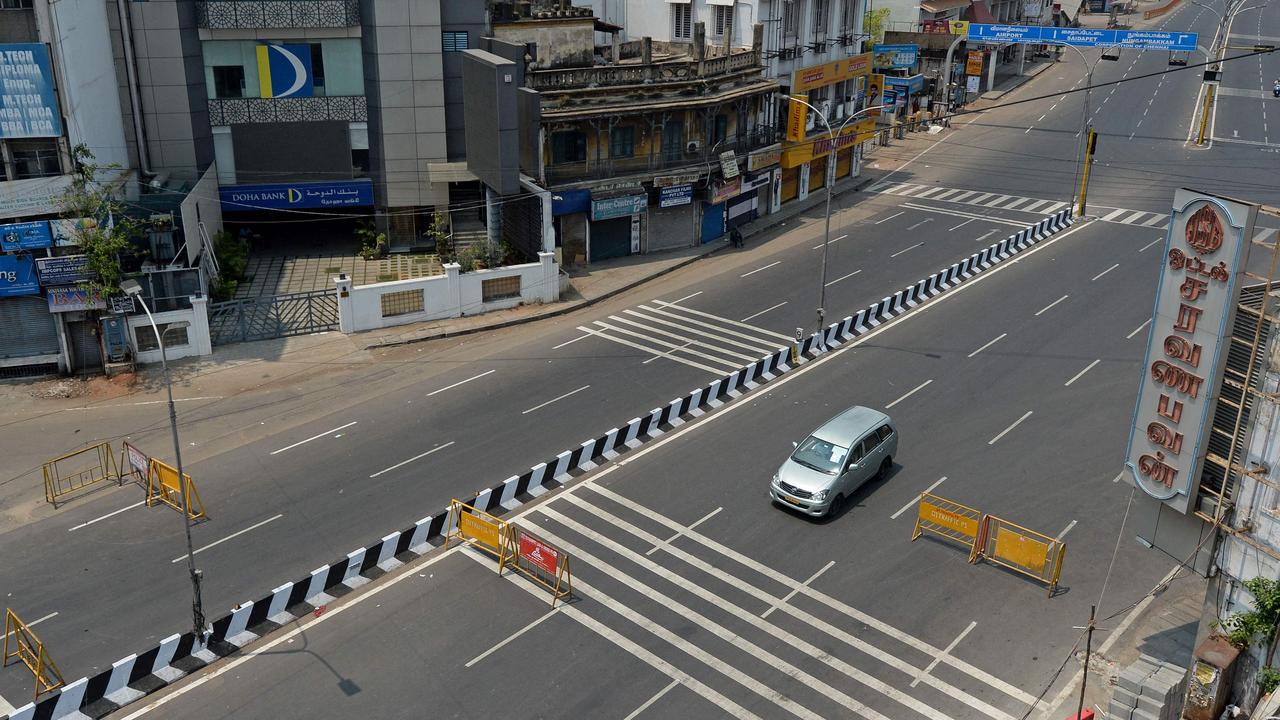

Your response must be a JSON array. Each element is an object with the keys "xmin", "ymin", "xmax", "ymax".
[{"xmin": 967, "ymin": 24, "xmax": 1196, "ymax": 51}]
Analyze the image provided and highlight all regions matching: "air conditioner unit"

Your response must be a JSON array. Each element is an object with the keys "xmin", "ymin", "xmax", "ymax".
[{"xmin": 687, "ymin": 140, "xmax": 701, "ymax": 154}]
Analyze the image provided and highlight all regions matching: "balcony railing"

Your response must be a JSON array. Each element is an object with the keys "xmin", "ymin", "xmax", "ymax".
[
  {"xmin": 208, "ymin": 95, "xmax": 367, "ymax": 125},
  {"xmin": 545, "ymin": 128, "xmax": 778, "ymax": 184},
  {"xmin": 528, "ymin": 49, "xmax": 763, "ymax": 93},
  {"xmin": 196, "ymin": 0, "xmax": 360, "ymax": 29}
]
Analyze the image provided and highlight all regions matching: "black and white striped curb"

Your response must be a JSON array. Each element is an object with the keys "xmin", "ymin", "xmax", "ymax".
[{"xmin": 4, "ymin": 207, "xmax": 1072, "ymax": 720}]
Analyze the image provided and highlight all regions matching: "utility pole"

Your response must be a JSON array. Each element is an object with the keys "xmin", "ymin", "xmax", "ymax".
[
  {"xmin": 1193, "ymin": 0, "xmax": 1261, "ymax": 145},
  {"xmin": 1075, "ymin": 605, "xmax": 1097, "ymax": 720}
]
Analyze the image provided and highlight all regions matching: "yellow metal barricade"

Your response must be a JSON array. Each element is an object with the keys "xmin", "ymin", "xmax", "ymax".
[
  {"xmin": 510, "ymin": 526, "xmax": 573, "ymax": 608},
  {"xmin": 3, "ymin": 609, "xmax": 64, "ymax": 700},
  {"xmin": 977, "ymin": 515, "xmax": 1065, "ymax": 597},
  {"xmin": 911, "ymin": 492, "xmax": 983, "ymax": 562},
  {"xmin": 445, "ymin": 499, "xmax": 514, "ymax": 573},
  {"xmin": 145, "ymin": 458, "xmax": 206, "ymax": 521},
  {"xmin": 43, "ymin": 442, "xmax": 122, "ymax": 507}
]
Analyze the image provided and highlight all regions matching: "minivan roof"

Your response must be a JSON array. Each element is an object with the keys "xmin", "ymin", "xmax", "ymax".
[{"xmin": 811, "ymin": 405, "xmax": 890, "ymax": 445}]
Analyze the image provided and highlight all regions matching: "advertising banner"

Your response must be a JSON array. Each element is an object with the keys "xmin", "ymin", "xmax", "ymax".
[
  {"xmin": 1124, "ymin": 189, "xmax": 1257, "ymax": 513},
  {"xmin": 590, "ymin": 194, "xmax": 646, "ymax": 221},
  {"xmin": 867, "ymin": 75, "xmax": 886, "ymax": 116},
  {"xmin": 710, "ymin": 177, "xmax": 742, "ymax": 205},
  {"xmin": 658, "ymin": 184, "xmax": 693, "ymax": 208},
  {"xmin": 518, "ymin": 533, "xmax": 559, "ymax": 575},
  {"xmin": 966, "ymin": 51, "xmax": 985, "ymax": 76},
  {"xmin": 0, "ymin": 44, "xmax": 62, "ymax": 139},
  {"xmin": 872, "ymin": 44, "xmax": 920, "ymax": 70},
  {"xmin": 791, "ymin": 52, "xmax": 872, "ymax": 93},
  {"xmin": 653, "ymin": 172, "xmax": 699, "ymax": 188},
  {"xmin": 49, "ymin": 217, "xmax": 99, "ymax": 248},
  {"xmin": 47, "ymin": 285, "xmax": 106, "ymax": 312},
  {"xmin": 35, "ymin": 254, "xmax": 91, "ymax": 285},
  {"xmin": 220, "ymin": 179, "xmax": 374, "ymax": 211},
  {"xmin": 0, "ymin": 253, "xmax": 38, "ymax": 297},
  {"xmin": 0, "ymin": 219, "xmax": 51, "ymax": 251},
  {"xmin": 786, "ymin": 95, "xmax": 809, "ymax": 142},
  {"xmin": 747, "ymin": 144, "xmax": 782, "ymax": 172}
]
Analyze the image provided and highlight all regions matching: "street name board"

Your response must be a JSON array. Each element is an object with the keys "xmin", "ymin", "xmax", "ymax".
[{"xmin": 967, "ymin": 24, "xmax": 1197, "ymax": 50}]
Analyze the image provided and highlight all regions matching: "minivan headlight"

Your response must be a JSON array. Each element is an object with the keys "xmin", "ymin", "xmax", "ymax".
[{"xmin": 811, "ymin": 489, "xmax": 829, "ymax": 502}]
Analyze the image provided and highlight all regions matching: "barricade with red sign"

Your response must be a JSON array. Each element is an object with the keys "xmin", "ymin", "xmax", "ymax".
[
  {"xmin": 121, "ymin": 440, "xmax": 150, "ymax": 487},
  {"xmin": 512, "ymin": 527, "xmax": 572, "ymax": 607}
]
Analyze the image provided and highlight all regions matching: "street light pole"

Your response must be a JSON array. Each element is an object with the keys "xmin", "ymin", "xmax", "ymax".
[
  {"xmin": 787, "ymin": 96, "xmax": 891, "ymax": 340},
  {"xmin": 121, "ymin": 280, "xmax": 206, "ymax": 639}
]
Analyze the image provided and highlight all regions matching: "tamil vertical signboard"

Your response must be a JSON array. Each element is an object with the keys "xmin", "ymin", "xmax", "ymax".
[
  {"xmin": 0, "ymin": 44, "xmax": 62, "ymax": 139},
  {"xmin": 1124, "ymin": 189, "xmax": 1258, "ymax": 513}
]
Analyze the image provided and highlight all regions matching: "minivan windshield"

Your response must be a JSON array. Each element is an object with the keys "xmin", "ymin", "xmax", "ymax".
[{"xmin": 790, "ymin": 436, "xmax": 849, "ymax": 475}]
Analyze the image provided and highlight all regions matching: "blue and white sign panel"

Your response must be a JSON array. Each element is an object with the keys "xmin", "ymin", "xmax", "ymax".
[
  {"xmin": 0, "ymin": 220, "xmax": 51, "ymax": 252},
  {"xmin": 0, "ymin": 254, "xmax": 39, "ymax": 297},
  {"xmin": 659, "ymin": 184, "xmax": 693, "ymax": 209},
  {"xmin": 968, "ymin": 24, "xmax": 1197, "ymax": 50},
  {"xmin": 0, "ymin": 44, "xmax": 62, "ymax": 139},
  {"xmin": 220, "ymin": 179, "xmax": 375, "ymax": 210}
]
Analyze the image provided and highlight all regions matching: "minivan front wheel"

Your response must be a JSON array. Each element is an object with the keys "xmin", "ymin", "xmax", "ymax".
[
  {"xmin": 878, "ymin": 457, "xmax": 893, "ymax": 480},
  {"xmin": 826, "ymin": 493, "xmax": 846, "ymax": 518}
]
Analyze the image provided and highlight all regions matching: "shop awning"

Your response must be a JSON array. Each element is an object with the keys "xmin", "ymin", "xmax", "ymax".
[
  {"xmin": 920, "ymin": 0, "xmax": 972, "ymax": 13},
  {"xmin": 966, "ymin": 0, "xmax": 998, "ymax": 24},
  {"xmin": 706, "ymin": 0, "xmax": 737, "ymax": 5}
]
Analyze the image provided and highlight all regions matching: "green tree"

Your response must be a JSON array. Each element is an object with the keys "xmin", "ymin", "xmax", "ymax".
[
  {"xmin": 863, "ymin": 8, "xmax": 891, "ymax": 46},
  {"xmin": 56, "ymin": 144, "xmax": 140, "ymax": 294}
]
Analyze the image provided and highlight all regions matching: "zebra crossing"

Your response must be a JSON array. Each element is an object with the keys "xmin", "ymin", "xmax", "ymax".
[
  {"xmin": 868, "ymin": 180, "xmax": 1171, "ymax": 229},
  {"xmin": 577, "ymin": 300, "xmax": 792, "ymax": 375},
  {"xmin": 475, "ymin": 482, "xmax": 1040, "ymax": 720}
]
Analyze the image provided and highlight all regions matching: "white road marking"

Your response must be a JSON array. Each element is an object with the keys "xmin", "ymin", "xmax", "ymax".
[
  {"xmin": 622, "ymin": 680, "xmax": 680, "ymax": 720},
  {"xmin": 368, "ymin": 441, "xmax": 456, "ymax": 478},
  {"xmin": 598, "ymin": 318, "xmax": 758, "ymax": 363},
  {"xmin": 741, "ymin": 261, "xmax": 781, "ymax": 278},
  {"xmin": 1090, "ymin": 262, "xmax": 1121, "ymax": 281},
  {"xmin": 465, "ymin": 608, "xmax": 559, "ymax": 668},
  {"xmin": 761, "ymin": 561, "xmax": 835, "ymax": 619},
  {"xmin": 552, "ymin": 333, "xmax": 591, "ymax": 350},
  {"xmin": 2, "ymin": 612, "xmax": 57, "ymax": 640},
  {"xmin": 742, "ymin": 301, "xmax": 787, "ymax": 322},
  {"xmin": 646, "ymin": 506, "xmax": 722, "ymax": 556},
  {"xmin": 1065, "ymin": 359, "xmax": 1101, "ymax": 387},
  {"xmin": 426, "ymin": 370, "xmax": 496, "ymax": 396},
  {"xmin": 522, "ymin": 385, "xmax": 591, "ymax": 414},
  {"xmin": 824, "ymin": 269, "xmax": 862, "ymax": 287},
  {"xmin": 173, "ymin": 514, "xmax": 284, "ymax": 563},
  {"xmin": 1035, "ymin": 294, "xmax": 1069, "ymax": 316},
  {"xmin": 642, "ymin": 340, "xmax": 694, "ymax": 364},
  {"xmin": 575, "ymin": 326, "xmax": 729, "ymax": 375},
  {"xmin": 988, "ymin": 411, "xmax": 1033, "ymax": 446},
  {"xmin": 270, "ymin": 421, "xmax": 358, "ymax": 455},
  {"xmin": 1127, "ymin": 318, "xmax": 1151, "ymax": 339},
  {"xmin": 900, "ymin": 202, "xmax": 1028, "ymax": 227},
  {"xmin": 1114, "ymin": 470, "xmax": 1124, "ymax": 483},
  {"xmin": 1139, "ymin": 238, "xmax": 1163, "ymax": 252},
  {"xmin": 911, "ymin": 621, "xmax": 976, "ymax": 688},
  {"xmin": 1100, "ymin": 209, "xmax": 1128, "ymax": 222},
  {"xmin": 1056, "ymin": 520, "xmax": 1078, "ymax": 540},
  {"xmin": 812, "ymin": 234, "xmax": 849, "ymax": 249},
  {"xmin": 905, "ymin": 218, "xmax": 934, "ymax": 231},
  {"xmin": 1024, "ymin": 126, "xmax": 1034, "ymax": 133},
  {"xmin": 68, "ymin": 500, "xmax": 146, "ymax": 532},
  {"xmin": 949, "ymin": 218, "xmax": 974, "ymax": 231},
  {"xmin": 890, "ymin": 477, "xmax": 947, "ymax": 520},
  {"xmin": 968, "ymin": 333, "xmax": 1007, "ymax": 358},
  {"xmin": 557, "ymin": 495, "xmax": 1019, "ymax": 719},
  {"xmin": 55, "ymin": 396, "xmax": 224, "ymax": 413},
  {"xmin": 875, "ymin": 211, "xmax": 905, "ymax": 224},
  {"xmin": 974, "ymin": 229, "xmax": 998, "ymax": 243},
  {"xmin": 890, "ymin": 242, "xmax": 924, "ymax": 258},
  {"xmin": 885, "ymin": 379, "xmax": 933, "ymax": 409},
  {"xmin": 650, "ymin": 300, "xmax": 793, "ymax": 341},
  {"xmin": 667, "ymin": 291, "xmax": 703, "ymax": 305}
]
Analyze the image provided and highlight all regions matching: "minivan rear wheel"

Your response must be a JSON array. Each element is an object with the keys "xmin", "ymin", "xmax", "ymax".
[
  {"xmin": 878, "ymin": 457, "xmax": 892, "ymax": 480},
  {"xmin": 827, "ymin": 493, "xmax": 846, "ymax": 518}
]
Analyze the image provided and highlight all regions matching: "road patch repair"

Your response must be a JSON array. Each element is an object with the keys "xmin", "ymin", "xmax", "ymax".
[{"xmin": 0, "ymin": 208, "xmax": 1074, "ymax": 720}]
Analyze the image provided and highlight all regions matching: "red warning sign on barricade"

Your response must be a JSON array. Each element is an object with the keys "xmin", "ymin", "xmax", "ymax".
[{"xmin": 519, "ymin": 533, "xmax": 559, "ymax": 575}]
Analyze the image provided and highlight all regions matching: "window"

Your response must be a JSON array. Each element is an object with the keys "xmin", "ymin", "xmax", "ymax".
[
  {"xmin": 662, "ymin": 121, "xmax": 684, "ymax": 161},
  {"xmin": 710, "ymin": 114, "xmax": 728, "ymax": 145},
  {"xmin": 876, "ymin": 425, "xmax": 893, "ymax": 443},
  {"xmin": 850, "ymin": 441, "xmax": 865, "ymax": 464},
  {"xmin": 135, "ymin": 322, "xmax": 189, "ymax": 353},
  {"xmin": 712, "ymin": 5, "xmax": 733, "ymax": 37},
  {"xmin": 351, "ymin": 148, "xmax": 369, "ymax": 177},
  {"xmin": 0, "ymin": 0, "xmax": 33, "ymax": 8},
  {"xmin": 609, "ymin": 126, "xmax": 634, "ymax": 158},
  {"xmin": 212, "ymin": 66, "xmax": 245, "ymax": 99},
  {"xmin": 550, "ymin": 131, "xmax": 586, "ymax": 164},
  {"xmin": 10, "ymin": 141, "xmax": 60, "ymax": 179},
  {"xmin": 813, "ymin": 0, "xmax": 828, "ymax": 37},
  {"xmin": 672, "ymin": 4, "xmax": 692, "ymax": 40},
  {"xmin": 783, "ymin": 0, "xmax": 802, "ymax": 38},
  {"xmin": 380, "ymin": 289, "xmax": 425, "ymax": 318},
  {"xmin": 442, "ymin": 31, "xmax": 469, "ymax": 52},
  {"xmin": 841, "ymin": 0, "xmax": 857, "ymax": 31},
  {"xmin": 310, "ymin": 44, "xmax": 326, "ymax": 92}
]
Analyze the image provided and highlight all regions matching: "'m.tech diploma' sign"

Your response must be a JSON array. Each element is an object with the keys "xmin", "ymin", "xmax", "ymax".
[
  {"xmin": 0, "ymin": 44, "xmax": 62, "ymax": 139},
  {"xmin": 1124, "ymin": 189, "xmax": 1257, "ymax": 513}
]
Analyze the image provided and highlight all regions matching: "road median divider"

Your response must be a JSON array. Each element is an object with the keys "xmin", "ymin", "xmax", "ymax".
[{"xmin": 9, "ymin": 208, "xmax": 1075, "ymax": 720}]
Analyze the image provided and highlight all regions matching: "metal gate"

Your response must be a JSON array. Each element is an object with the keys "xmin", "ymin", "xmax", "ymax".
[{"xmin": 207, "ymin": 288, "xmax": 338, "ymax": 345}]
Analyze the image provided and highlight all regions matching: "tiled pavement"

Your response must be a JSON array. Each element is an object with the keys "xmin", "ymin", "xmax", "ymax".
[{"xmin": 236, "ymin": 253, "xmax": 444, "ymax": 298}]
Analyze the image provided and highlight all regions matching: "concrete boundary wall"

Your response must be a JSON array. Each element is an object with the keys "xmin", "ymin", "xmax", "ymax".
[{"xmin": 3, "ymin": 208, "xmax": 1073, "ymax": 720}]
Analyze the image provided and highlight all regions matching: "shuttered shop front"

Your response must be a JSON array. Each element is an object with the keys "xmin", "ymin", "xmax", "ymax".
[{"xmin": 0, "ymin": 296, "xmax": 59, "ymax": 361}]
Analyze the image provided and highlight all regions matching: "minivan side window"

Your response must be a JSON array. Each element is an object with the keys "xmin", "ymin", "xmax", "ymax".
[
  {"xmin": 877, "ymin": 425, "xmax": 893, "ymax": 443},
  {"xmin": 850, "ymin": 442, "xmax": 865, "ymax": 463}
]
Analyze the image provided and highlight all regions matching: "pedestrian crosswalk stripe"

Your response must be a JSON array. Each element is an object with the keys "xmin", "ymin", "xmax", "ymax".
[
  {"xmin": 913, "ymin": 186, "xmax": 947, "ymax": 198},
  {"xmin": 869, "ymin": 182, "xmax": 1172, "ymax": 230},
  {"xmin": 1140, "ymin": 213, "xmax": 1167, "ymax": 226},
  {"xmin": 651, "ymin": 300, "xmax": 794, "ymax": 341},
  {"xmin": 610, "ymin": 313, "xmax": 760, "ymax": 362},
  {"xmin": 1119, "ymin": 210, "xmax": 1149, "ymax": 224},
  {"xmin": 1099, "ymin": 208, "xmax": 1128, "ymax": 222},
  {"xmin": 621, "ymin": 309, "xmax": 769, "ymax": 356},
  {"xmin": 931, "ymin": 188, "xmax": 964, "ymax": 201}
]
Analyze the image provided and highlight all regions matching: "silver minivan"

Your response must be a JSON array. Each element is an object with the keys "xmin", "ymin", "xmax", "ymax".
[{"xmin": 769, "ymin": 406, "xmax": 897, "ymax": 517}]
